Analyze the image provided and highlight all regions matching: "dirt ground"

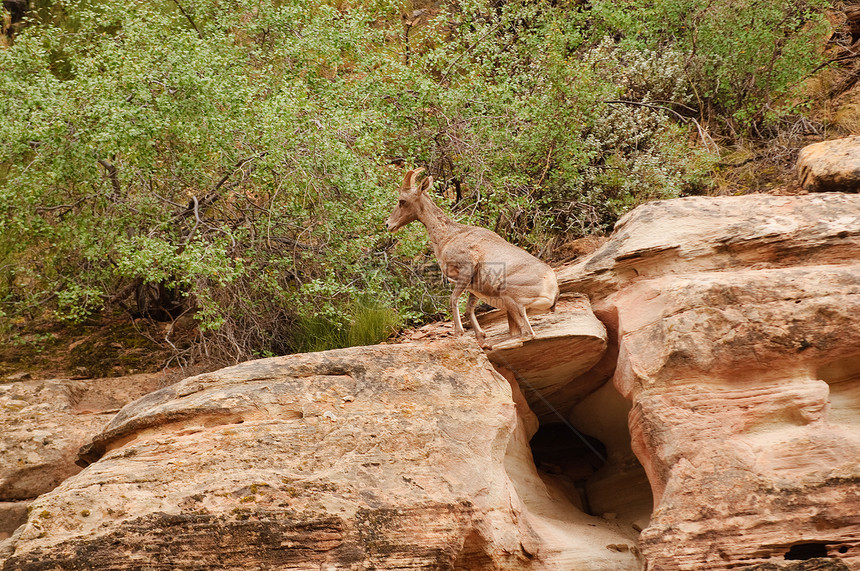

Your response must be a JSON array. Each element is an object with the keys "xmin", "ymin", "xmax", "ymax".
[{"xmin": 0, "ymin": 309, "xmax": 205, "ymax": 384}]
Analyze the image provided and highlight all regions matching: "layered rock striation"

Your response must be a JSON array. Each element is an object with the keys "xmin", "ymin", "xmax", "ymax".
[
  {"xmin": 1, "ymin": 342, "xmax": 641, "ymax": 570},
  {"xmin": 559, "ymin": 193, "xmax": 860, "ymax": 569}
]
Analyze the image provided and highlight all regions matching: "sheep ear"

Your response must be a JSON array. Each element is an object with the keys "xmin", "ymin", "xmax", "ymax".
[
  {"xmin": 419, "ymin": 175, "xmax": 433, "ymax": 194},
  {"xmin": 402, "ymin": 167, "xmax": 426, "ymax": 190}
]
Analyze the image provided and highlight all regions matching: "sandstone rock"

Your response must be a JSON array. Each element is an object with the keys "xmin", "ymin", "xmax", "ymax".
[
  {"xmin": 0, "ymin": 374, "xmax": 163, "ymax": 502},
  {"xmin": 400, "ymin": 289, "xmax": 629, "ymax": 541},
  {"xmin": 0, "ymin": 503, "xmax": 29, "ymax": 542},
  {"xmin": 557, "ymin": 193, "xmax": 860, "ymax": 299},
  {"xmin": 479, "ymin": 293, "xmax": 607, "ymax": 411},
  {"xmin": 557, "ymin": 193, "xmax": 860, "ymax": 570},
  {"xmin": 747, "ymin": 561, "xmax": 852, "ymax": 571},
  {"xmin": 2, "ymin": 341, "xmax": 642, "ymax": 570},
  {"xmin": 797, "ymin": 136, "xmax": 860, "ymax": 193},
  {"xmin": 5, "ymin": 193, "xmax": 859, "ymax": 570},
  {"xmin": 612, "ymin": 266, "xmax": 860, "ymax": 569},
  {"xmin": 569, "ymin": 381, "xmax": 652, "ymax": 533}
]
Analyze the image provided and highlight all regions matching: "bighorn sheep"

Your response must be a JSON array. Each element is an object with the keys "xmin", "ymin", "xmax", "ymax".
[{"xmin": 386, "ymin": 168, "xmax": 559, "ymax": 349}]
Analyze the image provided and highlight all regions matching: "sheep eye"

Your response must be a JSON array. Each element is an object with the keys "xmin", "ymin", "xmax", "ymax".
[{"xmin": 398, "ymin": 199, "xmax": 406, "ymax": 206}]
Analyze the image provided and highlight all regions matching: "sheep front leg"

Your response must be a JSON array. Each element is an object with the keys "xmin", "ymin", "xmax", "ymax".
[
  {"xmin": 493, "ymin": 298, "xmax": 532, "ymax": 350},
  {"xmin": 465, "ymin": 293, "xmax": 488, "ymax": 348},
  {"xmin": 450, "ymin": 280, "xmax": 469, "ymax": 336}
]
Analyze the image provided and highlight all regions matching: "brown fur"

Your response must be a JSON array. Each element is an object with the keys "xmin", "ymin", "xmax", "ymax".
[{"xmin": 386, "ymin": 168, "xmax": 559, "ymax": 349}]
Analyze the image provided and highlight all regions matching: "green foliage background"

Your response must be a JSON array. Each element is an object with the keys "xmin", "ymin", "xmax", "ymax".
[{"xmin": 0, "ymin": 0, "xmax": 829, "ymax": 363}]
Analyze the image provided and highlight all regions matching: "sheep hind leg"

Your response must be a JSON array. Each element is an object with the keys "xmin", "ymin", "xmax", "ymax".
[
  {"xmin": 509, "ymin": 301, "xmax": 535, "ymax": 344},
  {"xmin": 493, "ymin": 299, "xmax": 531, "ymax": 350},
  {"xmin": 517, "ymin": 304, "xmax": 536, "ymax": 342},
  {"xmin": 506, "ymin": 309, "xmax": 521, "ymax": 338}
]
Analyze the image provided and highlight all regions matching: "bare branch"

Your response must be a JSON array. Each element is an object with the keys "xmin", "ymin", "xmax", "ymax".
[
  {"xmin": 265, "ymin": 236, "xmax": 322, "ymax": 252},
  {"xmin": 174, "ymin": 152, "xmax": 268, "ymax": 222},
  {"xmin": 97, "ymin": 159, "xmax": 122, "ymax": 195},
  {"xmin": 442, "ymin": 22, "xmax": 504, "ymax": 81},
  {"xmin": 178, "ymin": 195, "xmax": 201, "ymax": 254},
  {"xmin": 34, "ymin": 194, "xmax": 92, "ymax": 215},
  {"xmin": 536, "ymin": 142, "xmax": 555, "ymax": 188},
  {"xmin": 170, "ymin": 0, "xmax": 203, "ymax": 39}
]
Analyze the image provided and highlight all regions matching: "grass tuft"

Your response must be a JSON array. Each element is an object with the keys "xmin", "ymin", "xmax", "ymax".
[{"xmin": 292, "ymin": 300, "xmax": 400, "ymax": 354}]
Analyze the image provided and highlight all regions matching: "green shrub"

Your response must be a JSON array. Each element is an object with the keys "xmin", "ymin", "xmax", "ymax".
[
  {"xmin": 0, "ymin": 0, "xmax": 828, "ymax": 364},
  {"xmin": 590, "ymin": 0, "xmax": 830, "ymax": 128}
]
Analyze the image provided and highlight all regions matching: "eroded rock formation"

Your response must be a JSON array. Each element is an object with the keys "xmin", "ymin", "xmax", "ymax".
[
  {"xmin": 1, "ymin": 342, "xmax": 641, "ymax": 570},
  {"xmin": 479, "ymin": 293, "xmax": 608, "ymax": 406},
  {"xmin": 558, "ymin": 193, "xmax": 860, "ymax": 569}
]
